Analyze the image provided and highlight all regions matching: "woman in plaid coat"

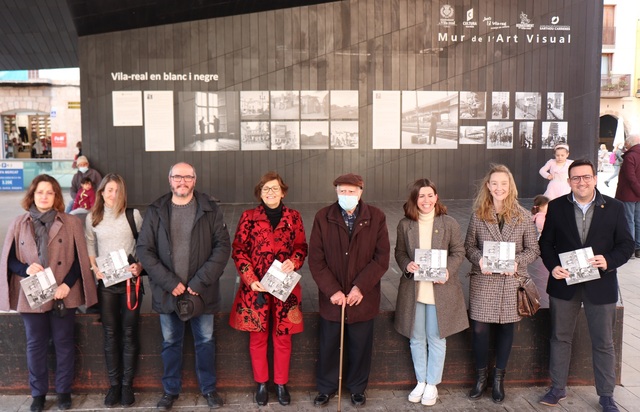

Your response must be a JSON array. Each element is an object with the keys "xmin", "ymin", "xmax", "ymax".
[
  {"xmin": 229, "ymin": 172, "xmax": 308, "ymax": 406},
  {"xmin": 464, "ymin": 164, "xmax": 540, "ymax": 404}
]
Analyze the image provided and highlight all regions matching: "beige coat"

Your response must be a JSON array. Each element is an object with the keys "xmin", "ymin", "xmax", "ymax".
[
  {"xmin": 0, "ymin": 212, "xmax": 98, "ymax": 313},
  {"xmin": 394, "ymin": 215, "xmax": 469, "ymax": 339},
  {"xmin": 464, "ymin": 206, "xmax": 540, "ymax": 324}
]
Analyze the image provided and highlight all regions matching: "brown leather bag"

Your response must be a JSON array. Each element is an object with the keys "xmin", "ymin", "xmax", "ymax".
[{"xmin": 516, "ymin": 275, "xmax": 541, "ymax": 317}]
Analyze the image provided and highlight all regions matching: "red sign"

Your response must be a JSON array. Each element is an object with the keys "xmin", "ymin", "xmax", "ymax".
[{"xmin": 51, "ymin": 132, "xmax": 67, "ymax": 148}]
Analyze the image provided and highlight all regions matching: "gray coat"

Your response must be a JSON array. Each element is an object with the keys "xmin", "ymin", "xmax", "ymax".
[
  {"xmin": 464, "ymin": 206, "xmax": 540, "ymax": 323},
  {"xmin": 394, "ymin": 215, "xmax": 469, "ymax": 339}
]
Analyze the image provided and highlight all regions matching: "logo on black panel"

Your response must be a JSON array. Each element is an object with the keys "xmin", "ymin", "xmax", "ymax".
[{"xmin": 439, "ymin": 4, "xmax": 456, "ymax": 26}]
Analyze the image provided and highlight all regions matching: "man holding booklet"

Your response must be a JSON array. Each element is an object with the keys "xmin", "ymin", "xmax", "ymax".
[{"xmin": 539, "ymin": 159, "xmax": 634, "ymax": 412}]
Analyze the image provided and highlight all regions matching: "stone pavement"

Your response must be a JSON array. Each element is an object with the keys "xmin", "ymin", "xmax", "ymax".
[{"xmin": 0, "ymin": 166, "xmax": 639, "ymax": 411}]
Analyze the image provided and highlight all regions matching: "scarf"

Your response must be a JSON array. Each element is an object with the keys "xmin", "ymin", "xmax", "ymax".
[{"xmin": 29, "ymin": 205, "xmax": 57, "ymax": 268}]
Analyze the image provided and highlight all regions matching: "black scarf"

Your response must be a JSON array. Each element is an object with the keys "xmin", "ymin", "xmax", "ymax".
[
  {"xmin": 29, "ymin": 205, "xmax": 57, "ymax": 268},
  {"xmin": 262, "ymin": 201, "xmax": 283, "ymax": 230}
]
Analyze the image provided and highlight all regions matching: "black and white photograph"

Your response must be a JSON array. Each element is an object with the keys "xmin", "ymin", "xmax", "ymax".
[
  {"xmin": 96, "ymin": 249, "xmax": 133, "ymax": 288},
  {"xmin": 240, "ymin": 91, "xmax": 270, "ymax": 120},
  {"xmin": 300, "ymin": 91, "xmax": 329, "ymax": 119},
  {"xmin": 270, "ymin": 121, "xmax": 300, "ymax": 150},
  {"xmin": 492, "ymin": 91, "xmax": 510, "ymax": 119},
  {"xmin": 179, "ymin": 91, "xmax": 240, "ymax": 151},
  {"xmin": 541, "ymin": 121, "xmax": 568, "ymax": 149},
  {"xmin": 459, "ymin": 126, "xmax": 486, "ymax": 145},
  {"xmin": 330, "ymin": 120, "xmax": 359, "ymax": 149},
  {"xmin": 459, "ymin": 91, "xmax": 486, "ymax": 119},
  {"xmin": 270, "ymin": 91, "xmax": 300, "ymax": 120},
  {"xmin": 300, "ymin": 121, "xmax": 329, "ymax": 149},
  {"xmin": 515, "ymin": 92, "xmax": 541, "ymax": 119},
  {"xmin": 486, "ymin": 121, "xmax": 514, "ymax": 149},
  {"xmin": 518, "ymin": 121, "xmax": 536, "ymax": 149},
  {"xmin": 559, "ymin": 247, "xmax": 601, "ymax": 285},
  {"xmin": 401, "ymin": 91, "xmax": 459, "ymax": 149},
  {"xmin": 20, "ymin": 267, "xmax": 57, "ymax": 309},
  {"xmin": 261, "ymin": 260, "xmax": 302, "ymax": 302},
  {"xmin": 547, "ymin": 92, "xmax": 564, "ymax": 120},
  {"xmin": 330, "ymin": 90, "xmax": 359, "ymax": 119},
  {"xmin": 241, "ymin": 121, "xmax": 270, "ymax": 151},
  {"xmin": 414, "ymin": 249, "xmax": 448, "ymax": 282},
  {"xmin": 482, "ymin": 241, "xmax": 516, "ymax": 274}
]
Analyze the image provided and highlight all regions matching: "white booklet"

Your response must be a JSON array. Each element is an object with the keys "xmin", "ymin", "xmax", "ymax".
[
  {"xmin": 413, "ymin": 249, "xmax": 448, "ymax": 282},
  {"xmin": 559, "ymin": 247, "xmax": 601, "ymax": 285},
  {"xmin": 20, "ymin": 267, "xmax": 57, "ymax": 309},
  {"xmin": 482, "ymin": 241, "xmax": 516, "ymax": 273},
  {"xmin": 261, "ymin": 259, "xmax": 301, "ymax": 302},
  {"xmin": 96, "ymin": 249, "xmax": 133, "ymax": 287}
]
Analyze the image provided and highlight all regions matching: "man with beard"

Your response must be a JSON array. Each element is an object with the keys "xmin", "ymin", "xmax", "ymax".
[{"xmin": 137, "ymin": 162, "xmax": 230, "ymax": 410}]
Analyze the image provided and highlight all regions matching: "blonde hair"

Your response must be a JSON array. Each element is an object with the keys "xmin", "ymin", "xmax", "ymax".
[{"xmin": 472, "ymin": 164, "xmax": 523, "ymax": 223}]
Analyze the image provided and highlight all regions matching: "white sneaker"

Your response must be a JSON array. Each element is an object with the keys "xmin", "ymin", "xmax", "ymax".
[
  {"xmin": 408, "ymin": 382, "xmax": 426, "ymax": 403},
  {"xmin": 421, "ymin": 384, "xmax": 438, "ymax": 406}
]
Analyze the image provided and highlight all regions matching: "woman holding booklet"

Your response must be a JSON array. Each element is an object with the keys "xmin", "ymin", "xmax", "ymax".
[
  {"xmin": 0, "ymin": 174, "xmax": 97, "ymax": 412},
  {"xmin": 464, "ymin": 164, "xmax": 540, "ymax": 403},
  {"xmin": 229, "ymin": 171, "xmax": 308, "ymax": 406},
  {"xmin": 85, "ymin": 174, "xmax": 144, "ymax": 407},
  {"xmin": 394, "ymin": 178, "xmax": 468, "ymax": 406}
]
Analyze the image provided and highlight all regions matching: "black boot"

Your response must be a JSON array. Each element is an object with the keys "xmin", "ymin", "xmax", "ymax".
[
  {"xmin": 255, "ymin": 382, "xmax": 268, "ymax": 406},
  {"xmin": 492, "ymin": 368, "xmax": 505, "ymax": 403},
  {"xmin": 30, "ymin": 395, "xmax": 46, "ymax": 412},
  {"xmin": 104, "ymin": 385, "xmax": 121, "ymax": 407},
  {"xmin": 276, "ymin": 384, "xmax": 290, "ymax": 406},
  {"xmin": 468, "ymin": 367, "xmax": 488, "ymax": 400}
]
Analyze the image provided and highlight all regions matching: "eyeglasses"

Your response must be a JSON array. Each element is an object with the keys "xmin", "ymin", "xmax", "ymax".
[
  {"xmin": 569, "ymin": 175, "xmax": 594, "ymax": 183},
  {"xmin": 170, "ymin": 175, "xmax": 195, "ymax": 182},
  {"xmin": 261, "ymin": 186, "xmax": 281, "ymax": 193}
]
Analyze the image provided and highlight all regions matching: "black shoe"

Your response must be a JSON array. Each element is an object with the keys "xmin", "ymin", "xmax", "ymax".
[
  {"xmin": 30, "ymin": 395, "xmax": 46, "ymax": 412},
  {"xmin": 351, "ymin": 393, "xmax": 366, "ymax": 406},
  {"xmin": 255, "ymin": 383, "xmax": 268, "ymax": 406},
  {"xmin": 157, "ymin": 393, "xmax": 178, "ymax": 410},
  {"xmin": 492, "ymin": 368, "xmax": 506, "ymax": 403},
  {"xmin": 121, "ymin": 385, "xmax": 135, "ymax": 407},
  {"xmin": 468, "ymin": 367, "xmax": 488, "ymax": 400},
  {"xmin": 276, "ymin": 384, "xmax": 290, "ymax": 406},
  {"xmin": 313, "ymin": 392, "xmax": 335, "ymax": 407},
  {"xmin": 203, "ymin": 391, "xmax": 223, "ymax": 409},
  {"xmin": 57, "ymin": 393, "xmax": 72, "ymax": 410},
  {"xmin": 104, "ymin": 385, "xmax": 121, "ymax": 407}
]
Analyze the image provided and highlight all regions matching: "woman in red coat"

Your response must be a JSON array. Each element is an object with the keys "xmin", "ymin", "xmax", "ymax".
[{"xmin": 229, "ymin": 171, "xmax": 308, "ymax": 406}]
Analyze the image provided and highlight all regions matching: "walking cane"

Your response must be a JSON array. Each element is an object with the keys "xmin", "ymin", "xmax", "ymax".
[{"xmin": 337, "ymin": 302, "xmax": 346, "ymax": 412}]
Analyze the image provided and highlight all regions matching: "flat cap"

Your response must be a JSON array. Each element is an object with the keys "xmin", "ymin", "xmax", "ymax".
[
  {"xmin": 333, "ymin": 173, "xmax": 364, "ymax": 189},
  {"xmin": 76, "ymin": 155, "xmax": 89, "ymax": 164}
]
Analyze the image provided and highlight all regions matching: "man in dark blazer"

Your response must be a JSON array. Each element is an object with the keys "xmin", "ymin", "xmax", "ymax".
[
  {"xmin": 308, "ymin": 173, "xmax": 390, "ymax": 407},
  {"xmin": 538, "ymin": 159, "xmax": 633, "ymax": 412}
]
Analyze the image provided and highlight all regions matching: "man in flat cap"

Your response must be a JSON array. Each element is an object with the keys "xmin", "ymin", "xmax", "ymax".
[{"xmin": 309, "ymin": 173, "xmax": 390, "ymax": 407}]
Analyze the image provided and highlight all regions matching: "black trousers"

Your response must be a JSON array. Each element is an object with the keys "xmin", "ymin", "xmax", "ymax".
[
  {"xmin": 316, "ymin": 317, "xmax": 374, "ymax": 394},
  {"xmin": 99, "ymin": 284, "xmax": 142, "ymax": 386}
]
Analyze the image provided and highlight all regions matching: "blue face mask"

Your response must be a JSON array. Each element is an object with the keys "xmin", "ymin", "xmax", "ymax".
[
  {"xmin": 338, "ymin": 195, "xmax": 359, "ymax": 211},
  {"xmin": 78, "ymin": 166, "xmax": 88, "ymax": 173}
]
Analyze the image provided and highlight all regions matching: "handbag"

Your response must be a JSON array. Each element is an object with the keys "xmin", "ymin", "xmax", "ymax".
[{"xmin": 516, "ymin": 275, "xmax": 541, "ymax": 317}]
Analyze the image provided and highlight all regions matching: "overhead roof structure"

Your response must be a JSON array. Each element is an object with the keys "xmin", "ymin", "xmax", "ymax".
[{"xmin": 0, "ymin": 0, "xmax": 335, "ymax": 71}]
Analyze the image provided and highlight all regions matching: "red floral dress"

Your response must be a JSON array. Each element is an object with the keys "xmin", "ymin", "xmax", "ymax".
[{"xmin": 229, "ymin": 205, "xmax": 308, "ymax": 335}]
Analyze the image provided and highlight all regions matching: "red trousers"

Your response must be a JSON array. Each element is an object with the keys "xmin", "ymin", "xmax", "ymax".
[{"xmin": 249, "ymin": 328, "xmax": 292, "ymax": 384}]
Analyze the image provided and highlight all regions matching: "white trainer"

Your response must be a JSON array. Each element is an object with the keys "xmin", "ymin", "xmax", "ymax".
[
  {"xmin": 408, "ymin": 382, "xmax": 427, "ymax": 403},
  {"xmin": 421, "ymin": 384, "xmax": 438, "ymax": 406}
]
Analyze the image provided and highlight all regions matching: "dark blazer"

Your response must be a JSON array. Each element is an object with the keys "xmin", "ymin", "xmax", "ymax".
[
  {"xmin": 394, "ymin": 215, "xmax": 468, "ymax": 339},
  {"xmin": 137, "ymin": 191, "xmax": 231, "ymax": 313},
  {"xmin": 308, "ymin": 200, "xmax": 390, "ymax": 324},
  {"xmin": 539, "ymin": 190, "xmax": 634, "ymax": 304}
]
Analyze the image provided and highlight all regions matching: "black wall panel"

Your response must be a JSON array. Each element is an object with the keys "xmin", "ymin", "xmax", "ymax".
[{"xmin": 79, "ymin": 0, "xmax": 602, "ymax": 205}]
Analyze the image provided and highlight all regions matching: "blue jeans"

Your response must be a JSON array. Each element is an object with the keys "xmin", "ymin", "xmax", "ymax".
[
  {"xmin": 159, "ymin": 312, "xmax": 216, "ymax": 395},
  {"xmin": 623, "ymin": 201, "xmax": 640, "ymax": 249},
  {"xmin": 410, "ymin": 303, "xmax": 446, "ymax": 385}
]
